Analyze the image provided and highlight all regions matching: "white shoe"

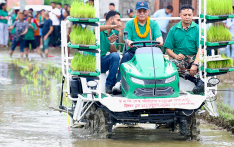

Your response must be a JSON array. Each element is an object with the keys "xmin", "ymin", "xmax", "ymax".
[{"xmin": 112, "ymin": 82, "xmax": 121, "ymax": 95}]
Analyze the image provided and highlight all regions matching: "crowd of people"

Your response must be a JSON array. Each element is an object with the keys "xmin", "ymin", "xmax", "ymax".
[{"xmin": 0, "ymin": 1, "xmax": 71, "ymax": 57}]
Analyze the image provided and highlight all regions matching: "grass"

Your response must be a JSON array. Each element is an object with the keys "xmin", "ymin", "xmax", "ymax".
[
  {"xmin": 70, "ymin": 52, "xmax": 96, "ymax": 72},
  {"xmin": 202, "ymin": 0, "xmax": 233, "ymax": 16},
  {"xmin": 217, "ymin": 101, "xmax": 234, "ymax": 120},
  {"xmin": 201, "ymin": 54, "xmax": 233, "ymax": 69},
  {"xmin": 207, "ymin": 23, "xmax": 232, "ymax": 42},
  {"xmin": 70, "ymin": 1, "xmax": 96, "ymax": 18},
  {"xmin": 70, "ymin": 26, "xmax": 96, "ymax": 45}
]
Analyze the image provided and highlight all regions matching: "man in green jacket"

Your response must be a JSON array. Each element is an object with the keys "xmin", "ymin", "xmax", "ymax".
[{"xmin": 164, "ymin": 4, "xmax": 204, "ymax": 94}]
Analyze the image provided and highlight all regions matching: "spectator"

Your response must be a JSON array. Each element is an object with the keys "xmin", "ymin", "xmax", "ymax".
[
  {"xmin": 64, "ymin": 4, "xmax": 68, "ymax": 11},
  {"xmin": 152, "ymin": 5, "xmax": 173, "ymax": 42},
  {"xmin": 34, "ymin": 11, "xmax": 41, "ymax": 53},
  {"xmin": 24, "ymin": 13, "xmax": 42, "ymax": 57},
  {"xmin": 57, "ymin": 3, "xmax": 65, "ymax": 21},
  {"xmin": 10, "ymin": 9, "xmax": 20, "ymax": 41},
  {"xmin": 28, "ymin": 8, "xmax": 35, "ymax": 18},
  {"xmin": 224, "ymin": 18, "xmax": 234, "ymax": 59},
  {"xmin": 39, "ymin": 9, "xmax": 45, "ymax": 48},
  {"xmin": 0, "ymin": 3, "xmax": 9, "ymax": 47},
  {"xmin": 109, "ymin": 3, "xmax": 122, "ymax": 43},
  {"xmin": 109, "ymin": 3, "xmax": 122, "ymax": 18},
  {"xmin": 104, "ymin": 12, "xmax": 107, "ymax": 19},
  {"xmin": 8, "ymin": 13, "xmax": 28, "ymax": 58},
  {"xmin": 23, "ymin": 10, "xmax": 28, "ymax": 20},
  {"xmin": 88, "ymin": 0, "xmax": 94, "ymax": 6},
  {"xmin": 42, "ymin": 12, "xmax": 53, "ymax": 57},
  {"xmin": 49, "ymin": 1, "xmax": 61, "ymax": 47},
  {"xmin": 64, "ymin": 10, "xmax": 72, "ymax": 56},
  {"xmin": 67, "ymin": 6, "xmax": 70, "ymax": 14},
  {"xmin": 126, "ymin": 9, "xmax": 135, "ymax": 18}
]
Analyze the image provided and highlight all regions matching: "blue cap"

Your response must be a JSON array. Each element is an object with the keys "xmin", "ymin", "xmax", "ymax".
[{"xmin": 135, "ymin": 1, "xmax": 149, "ymax": 10}]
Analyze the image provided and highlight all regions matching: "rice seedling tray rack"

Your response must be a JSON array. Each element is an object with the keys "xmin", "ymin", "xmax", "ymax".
[
  {"xmin": 200, "ymin": 67, "xmax": 234, "ymax": 74},
  {"xmin": 200, "ymin": 14, "xmax": 234, "ymax": 20},
  {"xmin": 200, "ymin": 40, "xmax": 234, "ymax": 48},
  {"xmin": 68, "ymin": 69, "xmax": 100, "ymax": 77},
  {"xmin": 67, "ymin": 16, "xmax": 99, "ymax": 23},
  {"xmin": 68, "ymin": 42, "xmax": 99, "ymax": 50}
]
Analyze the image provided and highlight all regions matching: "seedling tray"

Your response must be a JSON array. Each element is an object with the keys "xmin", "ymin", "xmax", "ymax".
[
  {"xmin": 200, "ymin": 40, "xmax": 234, "ymax": 47},
  {"xmin": 68, "ymin": 42, "xmax": 99, "ymax": 50},
  {"xmin": 68, "ymin": 69, "xmax": 100, "ymax": 76},
  {"xmin": 67, "ymin": 16, "xmax": 99, "ymax": 23},
  {"xmin": 200, "ymin": 66, "xmax": 234, "ymax": 73},
  {"xmin": 200, "ymin": 14, "xmax": 234, "ymax": 20}
]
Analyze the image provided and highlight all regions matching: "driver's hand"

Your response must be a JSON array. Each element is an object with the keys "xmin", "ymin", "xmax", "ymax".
[
  {"xmin": 158, "ymin": 41, "xmax": 163, "ymax": 47},
  {"xmin": 127, "ymin": 41, "xmax": 134, "ymax": 48}
]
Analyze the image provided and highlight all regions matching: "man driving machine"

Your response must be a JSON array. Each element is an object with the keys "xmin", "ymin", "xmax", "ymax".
[{"xmin": 112, "ymin": 1, "xmax": 163, "ymax": 94}]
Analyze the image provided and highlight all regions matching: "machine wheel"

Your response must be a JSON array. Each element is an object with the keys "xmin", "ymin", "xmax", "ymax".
[
  {"xmin": 190, "ymin": 112, "xmax": 200, "ymax": 140},
  {"xmin": 179, "ymin": 112, "xmax": 200, "ymax": 140},
  {"xmin": 84, "ymin": 104, "xmax": 96, "ymax": 130},
  {"xmin": 84, "ymin": 105, "xmax": 111, "ymax": 139},
  {"xmin": 93, "ymin": 109, "xmax": 111, "ymax": 139}
]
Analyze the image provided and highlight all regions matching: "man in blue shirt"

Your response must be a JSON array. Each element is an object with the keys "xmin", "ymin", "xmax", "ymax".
[
  {"xmin": 152, "ymin": 5, "xmax": 173, "ymax": 41},
  {"xmin": 42, "ymin": 12, "xmax": 53, "ymax": 57}
]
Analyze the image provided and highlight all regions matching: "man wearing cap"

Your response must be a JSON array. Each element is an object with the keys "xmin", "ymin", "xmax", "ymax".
[
  {"xmin": 112, "ymin": 1, "xmax": 163, "ymax": 94},
  {"xmin": 164, "ymin": 4, "xmax": 204, "ymax": 94},
  {"xmin": 126, "ymin": 9, "xmax": 136, "ymax": 18}
]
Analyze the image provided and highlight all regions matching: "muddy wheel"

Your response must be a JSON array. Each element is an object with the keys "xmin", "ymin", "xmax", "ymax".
[
  {"xmin": 181, "ymin": 112, "xmax": 200, "ymax": 140},
  {"xmin": 190, "ymin": 112, "xmax": 200, "ymax": 140},
  {"xmin": 93, "ymin": 109, "xmax": 111, "ymax": 139},
  {"xmin": 84, "ymin": 104, "xmax": 96, "ymax": 130}
]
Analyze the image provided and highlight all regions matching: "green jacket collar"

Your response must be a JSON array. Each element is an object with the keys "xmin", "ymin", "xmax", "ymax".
[{"xmin": 176, "ymin": 21, "xmax": 196, "ymax": 29}]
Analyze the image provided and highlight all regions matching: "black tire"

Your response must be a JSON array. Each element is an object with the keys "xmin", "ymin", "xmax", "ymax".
[
  {"xmin": 93, "ymin": 109, "xmax": 111, "ymax": 139},
  {"xmin": 179, "ymin": 112, "xmax": 200, "ymax": 140},
  {"xmin": 84, "ymin": 105, "xmax": 111, "ymax": 139}
]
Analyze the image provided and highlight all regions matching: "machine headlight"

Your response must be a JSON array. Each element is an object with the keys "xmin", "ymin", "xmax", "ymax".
[
  {"xmin": 165, "ymin": 75, "xmax": 176, "ymax": 83},
  {"xmin": 131, "ymin": 77, "xmax": 145, "ymax": 85}
]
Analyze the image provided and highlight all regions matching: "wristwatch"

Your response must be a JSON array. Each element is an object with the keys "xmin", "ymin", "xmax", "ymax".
[{"xmin": 192, "ymin": 63, "xmax": 199, "ymax": 67}]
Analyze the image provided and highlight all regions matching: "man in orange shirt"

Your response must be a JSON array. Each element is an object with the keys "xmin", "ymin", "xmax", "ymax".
[{"xmin": 34, "ymin": 12, "xmax": 41, "ymax": 54}]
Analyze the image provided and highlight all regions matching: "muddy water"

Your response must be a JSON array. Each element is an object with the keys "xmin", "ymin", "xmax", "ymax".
[
  {"xmin": 217, "ymin": 73, "xmax": 234, "ymax": 108},
  {"xmin": 0, "ymin": 57, "xmax": 234, "ymax": 147}
]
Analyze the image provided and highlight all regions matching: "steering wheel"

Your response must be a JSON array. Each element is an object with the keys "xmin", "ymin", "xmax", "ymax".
[{"xmin": 130, "ymin": 41, "xmax": 160, "ymax": 48}]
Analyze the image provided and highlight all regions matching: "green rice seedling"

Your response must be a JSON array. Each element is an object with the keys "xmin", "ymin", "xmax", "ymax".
[
  {"xmin": 70, "ymin": 1, "xmax": 96, "ymax": 18},
  {"xmin": 70, "ymin": 26, "xmax": 96, "ymax": 45},
  {"xmin": 71, "ymin": 52, "xmax": 96, "ymax": 72},
  {"xmin": 202, "ymin": 0, "xmax": 233, "ymax": 16},
  {"xmin": 207, "ymin": 23, "xmax": 232, "ymax": 42}
]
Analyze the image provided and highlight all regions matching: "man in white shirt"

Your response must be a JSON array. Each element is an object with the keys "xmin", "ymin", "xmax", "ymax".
[
  {"xmin": 152, "ymin": 5, "xmax": 173, "ymax": 42},
  {"xmin": 49, "ymin": 1, "xmax": 61, "ymax": 47}
]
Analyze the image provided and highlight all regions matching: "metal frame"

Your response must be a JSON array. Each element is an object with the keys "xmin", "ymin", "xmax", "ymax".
[
  {"xmin": 61, "ymin": 0, "xmax": 101, "ymax": 123},
  {"xmin": 199, "ymin": 0, "xmax": 219, "ymax": 117}
]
